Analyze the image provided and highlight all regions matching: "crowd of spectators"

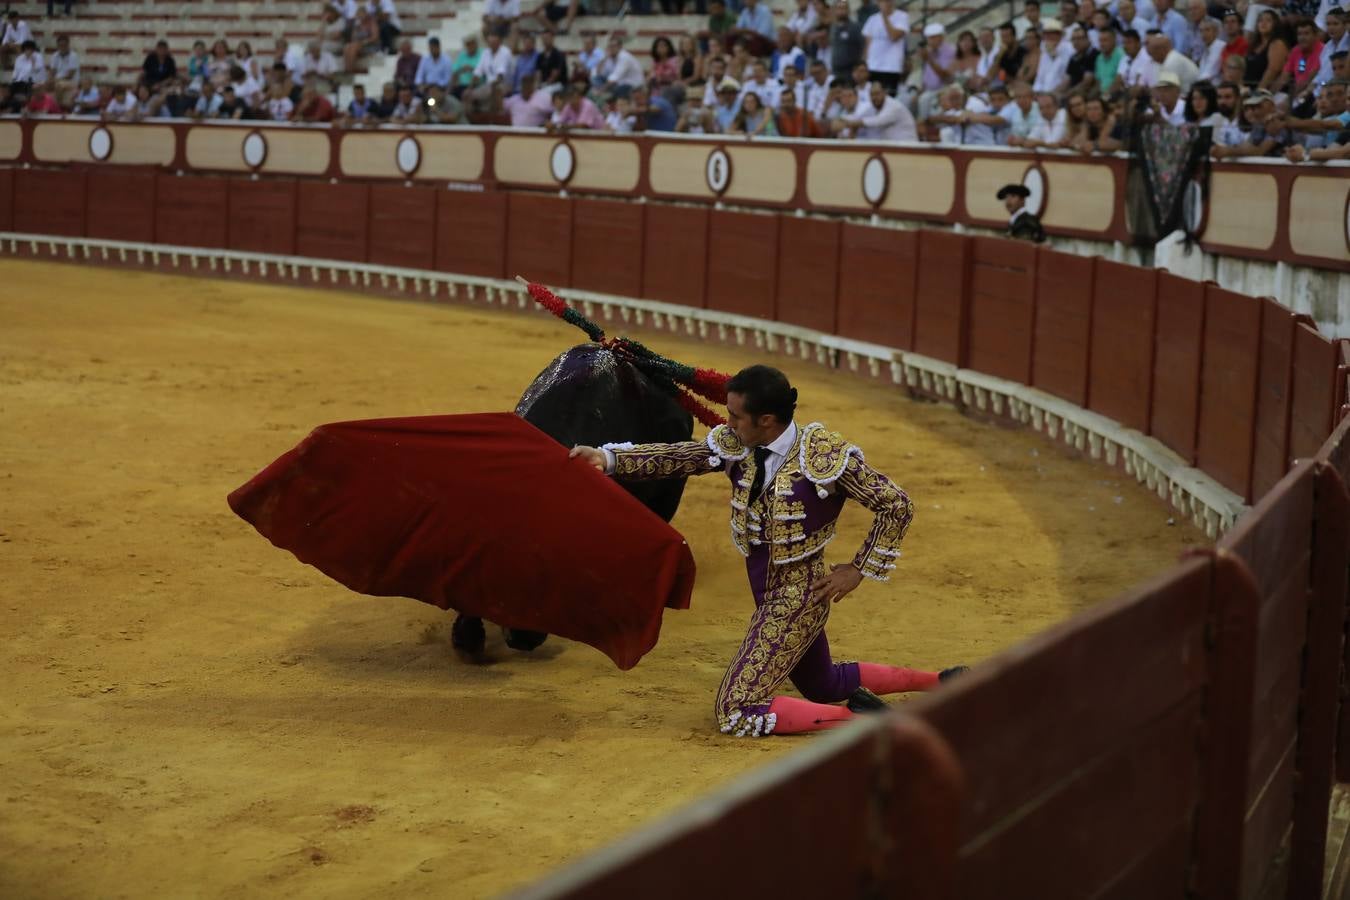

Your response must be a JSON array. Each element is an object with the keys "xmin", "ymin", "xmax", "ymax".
[{"xmin": 1, "ymin": 0, "xmax": 1347, "ymax": 161}]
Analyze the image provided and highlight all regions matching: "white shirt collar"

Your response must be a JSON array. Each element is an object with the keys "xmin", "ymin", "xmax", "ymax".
[
  {"xmin": 1010, "ymin": 207, "xmax": 1029, "ymax": 225},
  {"xmin": 763, "ymin": 420, "xmax": 798, "ymax": 459}
]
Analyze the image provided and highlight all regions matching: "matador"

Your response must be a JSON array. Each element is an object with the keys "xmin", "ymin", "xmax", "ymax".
[{"xmin": 572, "ymin": 365, "xmax": 965, "ymax": 737}]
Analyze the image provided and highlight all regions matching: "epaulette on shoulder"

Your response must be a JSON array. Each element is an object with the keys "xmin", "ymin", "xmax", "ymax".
[{"xmin": 798, "ymin": 422, "xmax": 864, "ymax": 497}]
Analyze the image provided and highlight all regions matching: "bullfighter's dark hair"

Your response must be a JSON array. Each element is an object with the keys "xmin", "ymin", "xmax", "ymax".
[{"xmin": 727, "ymin": 365, "xmax": 797, "ymax": 425}]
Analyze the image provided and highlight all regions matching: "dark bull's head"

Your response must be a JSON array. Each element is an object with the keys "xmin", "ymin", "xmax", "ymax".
[
  {"xmin": 515, "ymin": 342, "xmax": 695, "ymax": 522},
  {"xmin": 454, "ymin": 343, "xmax": 696, "ymax": 656}
]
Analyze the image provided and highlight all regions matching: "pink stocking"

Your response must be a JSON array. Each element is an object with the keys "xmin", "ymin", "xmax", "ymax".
[
  {"xmin": 858, "ymin": 662, "xmax": 939, "ymax": 695},
  {"xmin": 766, "ymin": 696, "xmax": 855, "ymax": 734}
]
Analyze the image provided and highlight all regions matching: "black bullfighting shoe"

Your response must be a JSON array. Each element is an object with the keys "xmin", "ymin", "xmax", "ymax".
[
  {"xmin": 450, "ymin": 614, "xmax": 486, "ymax": 654},
  {"xmin": 939, "ymin": 665, "xmax": 970, "ymax": 683},
  {"xmin": 846, "ymin": 687, "xmax": 889, "ymax": 713}
]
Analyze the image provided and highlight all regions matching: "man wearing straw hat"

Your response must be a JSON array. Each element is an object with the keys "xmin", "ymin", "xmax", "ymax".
[{"xmin": 571, "ymin": 365, "xmax": 966, "ymax": 738}]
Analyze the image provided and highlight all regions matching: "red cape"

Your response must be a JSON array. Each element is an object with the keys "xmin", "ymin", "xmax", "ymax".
[{"xmin": 227, "ymin": 412, "xmax": 696, "ymax": 669}]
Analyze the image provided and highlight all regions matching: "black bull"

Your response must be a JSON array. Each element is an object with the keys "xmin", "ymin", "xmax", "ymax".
[{"xmin": 450, "ymin": 343, "xmax": 696, "ymax": 654}]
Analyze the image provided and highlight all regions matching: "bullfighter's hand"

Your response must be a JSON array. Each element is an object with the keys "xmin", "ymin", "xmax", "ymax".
[
  {"xmin": 809, "ymin": 563, "xmax": 864, "ymax": 604},
  {"xmin": 569, "ymin": 445, "xmax": 608, "ymax": 472}
]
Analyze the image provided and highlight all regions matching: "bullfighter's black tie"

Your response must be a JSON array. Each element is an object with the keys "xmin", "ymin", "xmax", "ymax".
[{"xmin": 750, "ymin": 446, "xmax": 772, "ymax": 504}]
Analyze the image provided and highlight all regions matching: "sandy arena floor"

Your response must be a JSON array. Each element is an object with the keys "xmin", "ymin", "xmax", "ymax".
[{"xmin": 0, "ymin": 259, "xmax": 1202, "ymax": 898}]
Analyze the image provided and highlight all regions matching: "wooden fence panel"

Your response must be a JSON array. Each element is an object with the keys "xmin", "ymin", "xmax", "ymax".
[
  {"xmin": 0, "ymin": 167, "xmax": 12, "ymax": 231},
  {"xmin": 1088, "ymin": 260, "xmax": 1156, "ymax": 433},
  {"xmin": 368, "ymin": 184, "xmax": 437, "ymax": 271},
  {"xmin": 226, "ymin": 177, "xmax": 296, "ymax": 256},
  {"xmin": 154, "ymin": 173, "xmax": 228, "ymax": 249},
  {"xmin": 967, "ymin": 236, "xmax": 1037, "ymax": 384},
  {"xmin": 1031, "ymin": 248, "xmax": 1094, "ymax": 407},
  {"xmin": 512, "ymin": 717, "xmax": 962, "ymax": 900},
  {"xmin": 295, "ymin": 181, "xmax": 369, "ymax": 263},
  {"xmin": 1151, "ymin": 272, "xmax": 1207, "ymax": 464},
  {"xmin": 914, "ymin": 557, "xmax": 1215, "ymax": 899},
  {"xmin": 1252, "ymin": 300, "xmax": 1296, "ymax": 499},
  {"xmin": 913, "ymin": 230, "xmax": 970, "ymax": 367},
  {"xmin": 642, "ymin": 205, "xmax": 708, "ymax": 309},
  {"xmin": 1218, "ymin": 462, "xmax": 1316, "ymax": 899},
  {"xmin": 835, "ymin": 224, "xmax": 917, "ymax": 351},
  {"xmin": 570, "ymin": 198, "xmax": 644, "ymax": 300},
  {"xmin": 436, "ymin": 189, "xmax": 508, "ymax": 279},
  {"xmin": 14, "ymin": 168, "xmax": 85, "ymax": 237},
  {"xmin": 706, "ymin": 209, "xmax": 778, "ymax": 320},
  {"xmin": 775, "ymin": 216, "xmax": 839, "ymax": 335},
  {"xmin": 84, "ymin": 168, "xmax": 155, "ymax": 244},
  {"xmin": 507, "ymin": 193, "xmax": 572, "ymax": 289},
  {"xmin": 1290, "ymin": 325, "xmax": 1339, "ymax": 462},
  {"xmin": 1198, "ymin": 285, "xmax": 1264, "ymax": 502}
]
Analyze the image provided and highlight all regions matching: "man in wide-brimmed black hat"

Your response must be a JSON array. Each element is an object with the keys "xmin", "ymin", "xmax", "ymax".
[{"xmin": 997, "ymin": 183, "xmax": 1046, "ymax": 243}]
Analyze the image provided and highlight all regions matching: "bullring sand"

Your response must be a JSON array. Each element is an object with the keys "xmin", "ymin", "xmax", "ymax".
[{"xmin": 0, "ymin": 260, "xmax": 1201, "ymax": 898}]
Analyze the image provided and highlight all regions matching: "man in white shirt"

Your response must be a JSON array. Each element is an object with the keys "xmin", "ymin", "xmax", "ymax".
[
  {"xmin": 297, "ymin": 40, "xmax": 339, "ymax": 88},
  {"xmin": 597, "ymin": 37, "xmax": 644, "ymax": 93},
  {"xmin": 1, "ymin": 12, "xmax": 32, "ymax": 71},
  {"xmin": 1000, "ymin": 81, "xmax": 1044, "ymax": 145},
  {"xmin": 1116, "ymin": 0, "xmax": 1155, "ymax": 34},
  {"xmin": 838, "ymin": 80, "xmax": 918, "ymax": 140},
  {"xmin": 1152, "ymin": 70, "xmax": 1185, "ymax": 124},
  {"xmin": 11, "ymin": 40, "xmax": 46, "ymax": 88},
  {"xmin": 740, "ymin": 59, "xmax": 783, "ymax": 110},
  {"xmin": 48, "ymin": 35, "xmax": 81, "ymax": 109},
  {"xmin": 1195, "ymin": 17, "xmax": 1225, "ymax": 82},
  {"xmin": 861, "ymin": 0, "xmax": 909, "ymax": 93},
  {"xmin": 1143, "ymin": 31, "xmax": 1198, "ymax": 91},
  {"xmin": 1033, "ymin": 20, "xmax": 1074, "ymax": 94},
  {"xmin": 1012, "ymin": 0, "xmax": 1043, "ymax": 38},
  {"xmin": 786, "ymin": 0, "xmax": 819, "ymax": 37},
  {"xmin": 771, "ymin": 27, "xmax": 806, "ymax": 80},
  {"xmin": 781, "ymin": 63, "xmax": 806, "ymax": 110},
  {"xmin": 803, "ymin": 59, "xmax": 831, "ymax": 118},
  {"xmin": 972, "ymin": 27, "xmax": 1001, "ymax": 90},
  {"xmin": 1314, "ymin": 9, "xmax": 1348, "ymax": 92},
  {"xmin": 104, "ymin": 86, "xmax": 137, "ymax": 121},
  {"xmin": 468, "ymin": 30, "xmax": 514, "ymax": 113},
  {"xmin": 927, "ymin": 83, "xmax": 1000, "ymax": 144}
]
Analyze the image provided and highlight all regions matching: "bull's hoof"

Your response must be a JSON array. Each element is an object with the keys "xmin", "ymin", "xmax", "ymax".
[
  {"xmin": 451, "ymin": 614, "xmax": 486, "ymax": 654},
  {"xmin": 502, "ymin": 628, "xmax": 549, "ymax": 652}
]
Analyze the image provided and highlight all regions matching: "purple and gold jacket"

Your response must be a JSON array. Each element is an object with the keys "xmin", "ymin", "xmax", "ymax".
[{"xmin": 604, "ymin": 422, "xmax": 913, "ymax": 581}]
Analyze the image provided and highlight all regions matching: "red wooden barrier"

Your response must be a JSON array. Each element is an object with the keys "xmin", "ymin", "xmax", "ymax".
[
  {"xmin": 967, "ymin": 236, "xmax": 1037, "ymax": 384},
  {"xmin": 1252, "ymin": 300, "xmax": 1297, "ymax": 499},
  {"xmin": 295, "ymin": 181, "xmax": 369, "ymax": 263},
  {"xmin": 14, "ymin": 168, "xmax": 85, "ymax": 237},
  {"xmin": 507, "ymin": 193, "xmax": 572, "ymax": 288},
  {"xmin": 774, "ymin": 216, "xmax": 839, "ymax": 335},
  {"xmin": 835, "ymin": 224, "xmax": 917, "ymax": 351},
  {"xmin": 1030, "ymin": 248, "xmax": 1094, "ymax": 407},
  {"xmin": 912, "ymin": 555, "xmax": 1237, "ymax": 900},
  {"xmin": 1218, "ymin": 463, "xmax": 1316, "ymax": 898},
  {"xmin": 85, "ymin": 168, "xmax": 156, "ymax": 244},
  {"xmin": 913, "ymin": 230, "xmax": 970, "ymax": 367},
  {"xmin": 1151, "ymin": 272, "xmax": 1207, "ymax": 464},
  {"xmin": 1288, "ymin": 462, "xmax": 1350, "ymax": 899},
  {"xmin": 369, "ymin": 184, "xmax": 437, "ymax": 272},
  {"xmin": 1198, "ymin": 285, "xmax": 1264, "ymax": 502},
  {"xmin": 706, "ymin": 209, "xmax": 779, "ymax": 321},
  {"xmin": 154, "ymin": 174, "xmax": 228, "ymax": 249},
  {"xmin": 0, "ymin": 167, "xmax": 13, "ymax": 231},
  {"xmin": 1317, "ymin": 416, "xmax": 1350, "ymax": 785},
  {"xmin": 1088, "ymin": 260, "xmax": 1157, "ymax": 433},
  {"xmin": 641, "ymin": 205, "xmax": 708, "ymax": 309},
  {"xmin": 226, "ymin": 177, "xmax": 296, "ymax": 256},
  {"xmin": 1291, "ymin": 325, "xmax": 1339, "ymax": 462},
  {"xmin": 513, "ymin": 717, "xmax": 962, "ymax": 900},
  {"xmin": 570, "ymin": 198, "xmax": 644, "ymax": 300},
  {"xmin": 436, "ymin": 190, "xmax": 507, "ymax": 280}
]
